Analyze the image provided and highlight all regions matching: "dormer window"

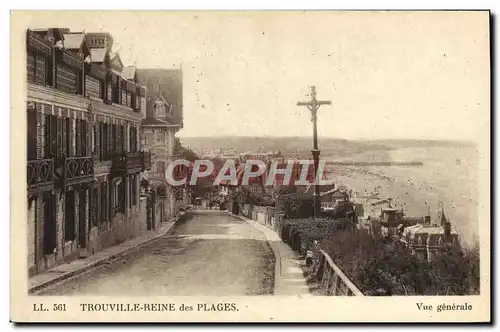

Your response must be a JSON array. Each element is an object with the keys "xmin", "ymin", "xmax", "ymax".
[{"xmin": 155, "ymin": 100, "xmax": 166, "ymax": 117}]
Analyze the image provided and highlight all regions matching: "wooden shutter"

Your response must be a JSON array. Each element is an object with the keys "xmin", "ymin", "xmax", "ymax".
[
  {"xmin": 101, "ymin": 182, "xmax": 107, "ymax": 223},
  {"xmin": 94, "ymin": 123, "xmax": 99, "ymax": 160},
  {"xmin": 35, "ymin": 55, "xmax": 46, "ymax": 85},
  {"xmin": 90, "ymin": 186, "xmax": 97, "ymax": 227},
  {"xmin": 119, "ymin": 178, "xmax": 125, "ymax": 213},
  {"xmin": 51, "ymin": 115, "xmax": 58, "ymax": 159},
  {"xmin": 43, "ymin": 115, "xmax": 50, "ymax": 158},
  {"xmin": 62, "ymin": 117, "xmax": 68, "ymax": 157},
  {"xmin": 85, "ymin": 75, "xmax": 100, "ymax": 99},
  {"xmin": 56, "ymin": 116, "xmax": 63, "ymax": 160},
  {"xmin": 116, "ymin": 125, "xmax": 121, "ymax": 154},
  {"xmin": 27, "ymin": 110, "xmax": 37, "ymax": 160},
  {"xmin": 82, "ymin": 120, "xmax": 88, "ymax": 156},
  {"xmin": 75, "ymin": 119, "xmax": 82, "ymax": 157},
  {"xmin": 27, "ymin": 51, "xmax": 36, "ymax": 82},
  {"xmin": 97, "ymin": 185, "xmax": 102, "ymax": 225},
  {"xmin": 112, "ymin": 124, "xmax": 117, "ymax": 154},
  {"xmin": 120, "ymin": 126, "xmax": 125, "ymax": 153},
  {"xmin": 107, "ymin": 124, "xmax": 112, "ymax": 160},
  {"xmin": 129, "ymin": 176, "xmax": 132, "ymax": 209}
]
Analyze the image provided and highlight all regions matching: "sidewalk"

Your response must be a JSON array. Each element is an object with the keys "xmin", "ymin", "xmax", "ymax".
[
  {"xmin": 229, "ymin": 213, "xmax": 313, "ymax": 296},
  {"xmin": 29, "ymin": 214, "xmax": 183, "ymax": 294}
]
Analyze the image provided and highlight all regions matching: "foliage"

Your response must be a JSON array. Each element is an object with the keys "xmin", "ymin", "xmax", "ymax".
[
  {"xmin": 281, "ymin": 217, "xmax": 354, "ymax": 255},
  {"xmin": 241, "ymin": 189, "xmax": 275, "ymax": 207},
  {"xmin": 320, "ymin": 230, "xmax": 480, "ymax": 296},
  {"xmin": 276, "ymin": 194, "xmax": 314, "ymax": 219},
  {"xmin": 174, "ymin": 138, "xmax": 198, "ymax": 162}
]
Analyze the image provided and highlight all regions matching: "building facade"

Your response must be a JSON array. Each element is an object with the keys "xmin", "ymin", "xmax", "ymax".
[
  {"xmin": 26, "ymin": 29, "xmax": 151, "ymax": 276},
  {"xmin": 135, "ymin": 68, "xmax": 185, "ymax": 227}
]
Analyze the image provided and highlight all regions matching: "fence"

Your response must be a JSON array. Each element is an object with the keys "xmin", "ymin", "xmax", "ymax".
[
  {"xmin": 309, "ymin": 241, "xmax": 364, "ymax": 296},
  {"xmin": 232, "ymin": 201, "xmax": 363, "ymax": 296}
]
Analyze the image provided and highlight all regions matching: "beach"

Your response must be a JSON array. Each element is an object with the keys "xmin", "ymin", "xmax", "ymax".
[{"xmin": 325, "ymin": 145, "xmax": 479, "ymax": 247}]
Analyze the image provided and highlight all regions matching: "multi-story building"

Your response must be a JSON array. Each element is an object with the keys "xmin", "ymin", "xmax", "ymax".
[
  {"xmin": 401, "ymin": 207, "xmax": 459, "ymax": 262},
  {"xmin": 26, "ymin": 28, "xmax": 151, "ymax": 276},
  {"xmin": 135, "ymin": 68, "xmax": 185, "ymax": 227}
]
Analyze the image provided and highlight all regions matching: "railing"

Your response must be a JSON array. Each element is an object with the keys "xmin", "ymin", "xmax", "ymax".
[
  {"xmin": 112, "ymin": 152, "xmax": 143, "ymax": 175},
  {"xmin": 64, "ymin": 156, "xmax": 94, "ymax": 186},
  {"xmin": 27, "ymin": 159, "xmax": 55, "ymax": 193},
  {"xmin": 234, "ymin": 202, "xmax": 363, "ymax": 296},
  {"xmin": 309, "ymin": 241, "xmax": 364, "ymax": 296},
  {"xmin": 141, "ymin": 151, "xmax": 152, "ymax": 171}
]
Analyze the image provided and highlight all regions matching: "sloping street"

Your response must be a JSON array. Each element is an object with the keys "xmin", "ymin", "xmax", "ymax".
[{"xmin": 36, "ymin": 212, "xmax": 275, "ymax": 296}]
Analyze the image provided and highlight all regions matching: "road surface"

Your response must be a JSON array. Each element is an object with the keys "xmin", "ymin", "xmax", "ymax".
[{"xmin": 36, "ymin": 211, "xmax": 275, "ymax": 296}]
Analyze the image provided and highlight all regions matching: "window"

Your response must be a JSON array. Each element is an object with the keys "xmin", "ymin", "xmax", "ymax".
[
  {"xmin": 156, "ymin": 132, "xmax": 165, "ymax": 144},
  {"xmin": 155, "ymin": 100, "xmax": 166, "ymax": 117},
  {"xmin": 156, "ymin": 161, "xmax": 166, "ymax": 174}
]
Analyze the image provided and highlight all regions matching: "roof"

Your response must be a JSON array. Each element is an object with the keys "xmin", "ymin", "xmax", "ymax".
[
  {"xmin": 110, "ymin": 53, "xmax": 124, "ymax": 71},
  {"xmin": 63, "ymin": 33, "xmax": 85, "ymax": 49},
  {"xmin": 403, "ymin": 224, "xmax": 458, "ymax": 238},
  {"xmin": 122, "ymin": 66, "xmax": 136, "ymax": 80},
  {"xmin": 136, "ymin": 68, "xmax": 183, "ymax": 126},
  {"xmin": 90, "ymin": 48, "xmax": 107, "ymax": 63}
]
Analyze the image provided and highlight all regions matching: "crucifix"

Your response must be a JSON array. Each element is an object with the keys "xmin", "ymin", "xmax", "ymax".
[{"xmin": 297, "ymin": 86, "xmax": 331, "ymax": 219}]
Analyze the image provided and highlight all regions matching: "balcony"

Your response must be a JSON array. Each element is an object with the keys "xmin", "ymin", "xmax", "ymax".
[
  {"xmin": 63, "ymin": 156, "xmax": 94, "ymax": 187},
  {"xmin": 141, "ymin": 151, "xmax": 152, "ymax": 171},
  {"xmin": 27, "ymin": 159, "xmax": 55, "ymax": 195},
  {"xmin": 111, "ymin": 152, "xmax": 143, "ymax": 176}
]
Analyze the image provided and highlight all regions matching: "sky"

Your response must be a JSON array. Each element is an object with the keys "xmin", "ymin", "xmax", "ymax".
[{"xmin": 23, "ymin": 11, "xmax": 490, "ymax": 141}]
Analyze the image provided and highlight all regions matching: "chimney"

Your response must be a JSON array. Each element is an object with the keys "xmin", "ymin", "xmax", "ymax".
[{"xmin": 424, "ymin": 216, "xmax": 431, "ymax": 225}]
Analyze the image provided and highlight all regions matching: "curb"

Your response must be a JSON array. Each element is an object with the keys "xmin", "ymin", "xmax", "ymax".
[
  {"xmin": 29, "ymin": 212, "xmax": 185, "ymax": 294},
  {"xmin": 227, "ymin": 212, "xmax": 282, "ymax": 294}
]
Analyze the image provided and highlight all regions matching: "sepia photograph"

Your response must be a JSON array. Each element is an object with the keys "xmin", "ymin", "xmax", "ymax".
[{"xmin": 10, "ymin": 10, "xmax": 491, "ymax": 322}]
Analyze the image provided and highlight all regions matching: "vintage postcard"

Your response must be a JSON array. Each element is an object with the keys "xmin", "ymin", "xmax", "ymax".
[{"xmin": 10, "ymin": 10, "xmax": 491, "ymax": 323}]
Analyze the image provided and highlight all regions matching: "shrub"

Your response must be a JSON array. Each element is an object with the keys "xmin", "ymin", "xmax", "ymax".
[
  {"xmin": 276, "ymin": 194, "xmax": 315, "ymax": 219},
  {"xmin": 280, "ymin": 217, "xmax": 354, "ymax": 255},
  {"xmin": 319, "ymin": 229, "xmax": 480, "ymax": 296}
]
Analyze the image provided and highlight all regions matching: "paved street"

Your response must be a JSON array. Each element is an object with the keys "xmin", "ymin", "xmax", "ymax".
[{"xmin": 36, "ymin": 212, "xmax": 275, "ymax": 296}]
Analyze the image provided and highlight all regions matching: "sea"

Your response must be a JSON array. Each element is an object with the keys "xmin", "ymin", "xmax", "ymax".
[{"xmin": 326, "ymin": 145, "xmax": 479, "ymax": 247}]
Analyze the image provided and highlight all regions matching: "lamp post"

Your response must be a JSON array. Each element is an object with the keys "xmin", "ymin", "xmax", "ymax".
[{"xmin": 297, "ymin": 86, "xmax": 331, "ymax": 219}]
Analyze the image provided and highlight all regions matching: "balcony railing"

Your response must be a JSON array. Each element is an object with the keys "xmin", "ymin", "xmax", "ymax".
[
  {"xmin": 112, "ymin": 152, "xmax": 143, "ymax": 176},
  {"xmin": 27, "ymin": 159, "xmax": 55, "ymax": 195},
  {"xmin": 63, "ymin": 156, "xmax": 94, "ymax": 187},
  {"xmin": 141, "ymin": 151, "xmax": 152, "ymax": 171}
]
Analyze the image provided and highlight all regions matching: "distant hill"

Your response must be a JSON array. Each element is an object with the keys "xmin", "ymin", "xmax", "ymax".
[{"xmin": 178, "ymin": 136, "xmax": 474, "ymax": 159}]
